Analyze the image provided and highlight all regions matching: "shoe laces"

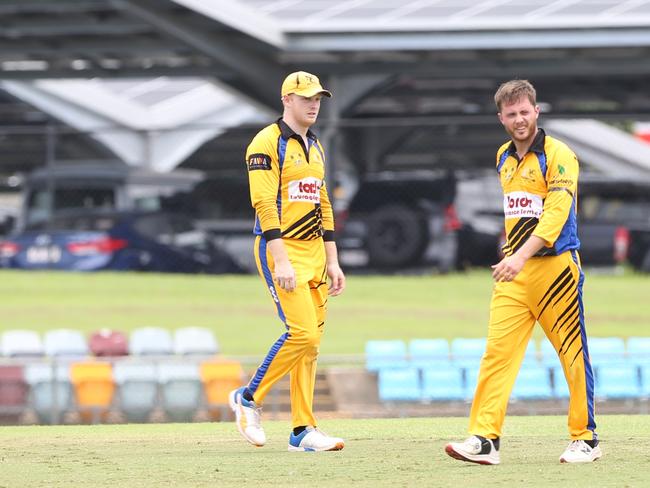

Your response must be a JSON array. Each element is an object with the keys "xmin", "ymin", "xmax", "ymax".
[{"xmin": 567, "ymin": 440, "xmax": 589, "ymax": 453}]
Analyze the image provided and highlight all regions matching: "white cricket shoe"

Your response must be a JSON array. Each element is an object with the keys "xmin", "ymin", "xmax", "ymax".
[
  {"xmin": 229, "ymin": 387, "xmax": 266, "ymax": 447},
  {"xmin": 559, "ymin": 440, "xmax": 602, "ymax": 463},
  {"xmin": 288, "ymin": 427, "xmax": 345, "ymax": 452},
  {"xmin": 445, "ymin": 435, "xmax": 500, "ymax": 465}
]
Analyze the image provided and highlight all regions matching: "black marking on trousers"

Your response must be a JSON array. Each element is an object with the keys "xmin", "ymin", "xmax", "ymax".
[
  {"xmin": 317, "ymin": 321, "xmax": 324, "ymax": 328},
  {"xmin": 559, "ymin": 322, "xmax": 581, "ymax": 354},
  {"xmin": 538, "ymin": 273, "xmax": 573, "ymax": 318},
  {"xmin": 537, "ymin": 266, "xmax": 572, "ymax": 308},
  {"xmin": 569, "ymin": 346, "xmax": 584, "ymax": 367},
  {"xmin": 550, "ymin": 279, "xmax": 575, "ymax": 311},
  {"xmin": 551, "ymin": 293, "xmax": 579, "ymax": 332},
  {"xmin": 551, "ymin": 299, "xmax": 580, "ymax": 333},
  {"xmin": 310, "ymin": 281, "xmax": 327, "ymax": 290}
]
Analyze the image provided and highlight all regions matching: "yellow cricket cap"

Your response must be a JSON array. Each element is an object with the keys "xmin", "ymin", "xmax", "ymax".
[{"xmin": 280, "ymin": 71, "xmax": 332, "ymax": 98}]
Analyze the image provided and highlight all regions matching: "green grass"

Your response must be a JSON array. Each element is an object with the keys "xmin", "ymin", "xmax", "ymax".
[
  {"xmin": 0, "ymin": 269, "xmax": 649, "ymax": 356},
  {"xmin": 0, "ymin": 415, "xmax": 647, "ymax": 488}
]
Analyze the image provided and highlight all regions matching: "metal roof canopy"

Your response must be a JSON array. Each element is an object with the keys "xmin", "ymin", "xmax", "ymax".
[{"xmin": 2, "ymin": 0, "xmax": 650, "ymax": 175}]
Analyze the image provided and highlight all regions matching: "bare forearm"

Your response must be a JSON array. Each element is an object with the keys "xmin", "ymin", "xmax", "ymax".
[{"xmin": 324, "ymin": 241, "xmax": 340, "ymax": 266}]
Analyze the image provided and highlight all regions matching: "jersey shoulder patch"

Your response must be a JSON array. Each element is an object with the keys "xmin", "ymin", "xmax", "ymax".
[{"xmin": 247, "ymin": 153, "xmax": 272, "ymax": 171}]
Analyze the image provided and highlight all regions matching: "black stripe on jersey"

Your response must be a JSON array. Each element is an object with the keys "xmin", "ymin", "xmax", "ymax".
[
  {"xmin": 508, "ymin": 217, "xmax": 538, "ymax": 244},
  {"xmin": 285, "ymin": 218, "xmax": 318, "ymax": 239},
  {"xmin": 282, "ymin": 208, "xmax": 317, "ymax": 236},
  {"xmin": 508, "ymin": 218, "xmax": 539, "ymax": 253},
  {"xmin": 295, "ymin": 223, "xmax": 323, "ymax": 240}
]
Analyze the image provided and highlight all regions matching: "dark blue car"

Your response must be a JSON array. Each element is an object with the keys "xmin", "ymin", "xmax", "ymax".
[{"xmin": 0, "ymin": 210, "xmax": 243, "ymax": 274}]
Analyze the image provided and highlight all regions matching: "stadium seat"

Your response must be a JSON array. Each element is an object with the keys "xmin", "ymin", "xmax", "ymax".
[
  {"xmin": 365, "ymin": 340, "xmax": 408, "ymax": 371},
  {"xmin": 0, "ymin": 365, "xmax": 28, "ymax": 424},
  {"xmin": 551, "ymin": 366, "xmax": 570, "ymax": 398},
  {"xmin": 588, "ymin": 337, "xmax": 626, "ymax": 366},
  {"xmin": 408, "ymin": 338, "xmax": 450, "ymax": 369},
  {"xmin": 511, "ymin": 367, "xmax": 553, "ymax": 400},
  {"xmin": 25, "ymin": 362, "xmax": 73, "ymax": 424},
  {"xmin": 596, "ymin": 364, "xmax": 640, "ymax": 399},
  {"xmin": 129, "ymin": 327, "xmax": 173, "ymax": 356},
  {"xmin": 464, "ymin": 367, "xmax": 480, "ymax": 400},
  {"xmin": 44, "ymin": 329, "xmax": 89, "ymax": 358},
  {"xmin": 539, "ymin": 338, "xmax": 561, "ymax": 367},
  {"xmin": 520, "ymin": 340, "xmax": 539, "ymax": 368},
  {"xmin": 173, "ymin": 327, "xmax": 219, "ymax": 356},
  {"xmin": 450, "ymin": 338, "xmax": 486, "ymax": 370},
  {"xmin": 200, "ymin": 360, "xmax": 244, "ymax": 420},
  {"xmin": 377, "ymin": 367, "xmax": 421, "ymax": 402},
  {"xmin": 158, "ymin": 362, "xmax": 202, "ymax": 422},
  {"xmin": 113, "ymin": 361, "xmax": 159, "ymax": 423},
  {"xmin": 627, "ymin": 337, "xmax": 650, "ymax": 365},
  {"xmin": 70, "ymin": 361, "xmax": 115, "ymax": 423},
  {"xmin": 1, "ymin": 330, "xmax": 44, "ymax": 357},
  {"xmin": 421, "ymin": 366, "xmax": 465, "ymax": 401},
  {"xmin": 641, "ymin": 365, "xmax": 650, "ymax": 398},
  {"xmin": 89, "ymin": 329, "xmax": 129, "ymax": 357}
]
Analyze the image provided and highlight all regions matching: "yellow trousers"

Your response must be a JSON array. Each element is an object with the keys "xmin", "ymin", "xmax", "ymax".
[
  {"xmin": 248, "ymin": 236, "xmax": 327, "ymax": 428},
  {"xmin": 469, "ymin": 250, "xmax": 597, "ymax": 441}
]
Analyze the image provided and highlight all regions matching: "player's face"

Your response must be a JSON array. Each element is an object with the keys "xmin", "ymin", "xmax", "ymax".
[
  {"xmin": 498, "ymin": 97, "xmax": 540, "ymax": 145},
  {"xmin": 285, "ymin": 94, "xmax": 322, "ymax": 127}
]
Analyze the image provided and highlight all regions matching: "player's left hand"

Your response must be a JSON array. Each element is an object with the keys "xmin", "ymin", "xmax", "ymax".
[
  {"xmin": 327, "ymin": 263, "xmax": 346, "ymax": 296},
  {"xmin": 491, "ymin": 255, "xmax": 525, "ymax": 282}
]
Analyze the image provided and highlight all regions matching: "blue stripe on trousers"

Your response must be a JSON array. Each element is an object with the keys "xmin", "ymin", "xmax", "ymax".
[
  {"xmin": 249, "ymin": 236, "xmax": 289, "ymax": 394},
  {"xmin": 571, "ymin": 250, "xmax": 597, "ymax": 438}
]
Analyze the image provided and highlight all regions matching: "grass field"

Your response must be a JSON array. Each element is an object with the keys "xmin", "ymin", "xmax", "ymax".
[
  {"xmin": 1, "ymin": 269, "xmax": 649, "ymax": 356},
  {"xmin": 0, "ymin": 415, "xmax": 648, "ymax": 488}
]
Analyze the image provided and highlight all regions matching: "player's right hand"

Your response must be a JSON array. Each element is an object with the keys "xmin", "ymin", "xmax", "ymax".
[{"xmin": 274, "ymin": 260, "xmax": 296, "ymax": 292}]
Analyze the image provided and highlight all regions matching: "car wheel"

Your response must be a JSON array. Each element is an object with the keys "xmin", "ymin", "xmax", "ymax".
[{"xmin": 366, "ymin": 204, "xmax": 428, "ymax": 268}]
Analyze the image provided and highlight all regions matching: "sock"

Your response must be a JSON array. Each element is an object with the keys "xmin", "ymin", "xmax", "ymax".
[
  {"xmin": 293, "ymin": 426, "xmax": 307, "ymax": 436},
  {"xmin": 242, "ymin": 389, "xmax": 254, "ymax": 402},
  {"xmin": 585, "ymin": 439, "xmax": 598, "ymax": 448},
  {"xmin": 476, "ymin": 435, "xmax": 500, "ymax": 451}
]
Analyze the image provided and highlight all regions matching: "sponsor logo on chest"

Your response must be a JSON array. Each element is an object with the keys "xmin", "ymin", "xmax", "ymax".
[
  {"xmin": 288, "ymin": 177, "xmax": 322, "ymax": 203},
  {"xmin": 503, "ymin": 191, "xmax": 543, "ymax": 219}
]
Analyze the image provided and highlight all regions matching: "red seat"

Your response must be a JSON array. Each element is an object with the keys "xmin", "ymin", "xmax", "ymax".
[
  {"xmin": 0, "ymin": 365, "xmax": 28, "ymax": 424},
  {"xmin": 89, "ymin": 329, "xmax": 129, "ymax": 357}
]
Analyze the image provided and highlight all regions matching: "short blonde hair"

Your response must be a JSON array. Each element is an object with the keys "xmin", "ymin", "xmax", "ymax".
[{"xmin": 494, "ymin": 79, "xmax": 536, "ymax": 111}]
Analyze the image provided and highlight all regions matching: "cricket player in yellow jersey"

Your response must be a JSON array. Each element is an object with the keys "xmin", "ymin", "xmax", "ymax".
[
  {"xmin": 446, "ymin": 80, "xmax": 601, "ymax": 465},
  {"xmin": 229, "ymin": 71, "xmax": 346, "ymax": 452}
]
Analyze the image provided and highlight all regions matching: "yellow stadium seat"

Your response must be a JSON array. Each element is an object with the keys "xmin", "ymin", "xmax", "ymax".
[
  {"xmin": 70, "ymin": 361, "xmax": 115, "ymax": 423},
  {"xmin": 200, "ymin": 360, "xmax": 244, "ymax": 421}
]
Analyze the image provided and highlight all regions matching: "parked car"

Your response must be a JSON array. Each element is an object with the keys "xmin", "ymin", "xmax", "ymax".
[
  {"xmin": 578, "ymin": 175, "xmax": 650, "ymax": 270},
  {"xmin": 0, "ymin": 210, "xmax": 242, "ymax": 274},
  {"xmin": 336, "ymin": 170, "xmax": 460, "ymax": 271}
]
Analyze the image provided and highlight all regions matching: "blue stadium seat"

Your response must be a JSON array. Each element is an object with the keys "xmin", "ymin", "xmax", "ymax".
[
  {"xmin": 157, "ymin": 362, "xmax": 202, "ymax": 421},
  {"xmin": 129, "ymin": 327, "xmax": 173, "ymax": 356},
  {"xmin": 521, "ymin": 340, "xmax": 540, "ymax": 368},
  {"xmin": 588, "ymin": 337, "xmax": 626, "ymax": 367},
  {"xmin": 540, "ymin": 338, "xmax": 561, "ymax": 367},
  {"xmin": 377, "ymin": 367, "xmax": 421, "ymax": 402},
  {"xmin": 408, "ymin": 338, "xmax": 450, "ymax": 369},
  {"xmin": 421, "ymin": 366, "xmax": 465, "ymax": 401},
  {"xmin": 365, "ymin": 340, "xmax": 408, "ymax": 371},
  {"xmin": 113, "ymin": 361, "xmax": 159, "ymax": 423},
  {"xmin": 551, "ymin": 366, "xmax": 570, "ymax": 398},
  {"xmin": 627, "ymin": 337, "xmax": 650, "ymax": 366},
  {"xmin": 24, "ymin": 362, "xmax": 73, "ymax": 424},
  {"xmin": 173, "ymin": 327, "xmax": 219, "ymax": 356},
  {"xmin": 596, "ymin": 364, "xmax": 640, "ymax": 399},
  {"xmin": 450, "ymin": 338, "xmax": 486, "ymax": 370},
  {"xmin": 44, "ymin": 329, "xmax": 88, "ymax": 358},
  {"xmin": 511, "ymin": 367, "xmax": 553, "ymax": 400},
  {"xmin": 1, "ymin": 330, "xmax": 44, "ymax": 357},
  {"xmin": 641, "ymin": 365, "xmax": 650, "ymax": 398}
]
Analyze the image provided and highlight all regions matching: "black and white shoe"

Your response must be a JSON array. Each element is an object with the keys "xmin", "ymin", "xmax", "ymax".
[
  {"xmin": 445, "ymin": 435, "xmax": 500, "ymax": 465},
  {"xmin": 559, "ymin": 440, "xmax": 602, "ymax": 463}
]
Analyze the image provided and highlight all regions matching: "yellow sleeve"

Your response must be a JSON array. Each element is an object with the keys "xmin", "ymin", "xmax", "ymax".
[
  {"xmin": 533, "ymin": 147, "xmax": 579, "ymax": 247},
  {"xmin": 316, "ymin": 141, "xmax": 335, "ymax": 240},
  {"xmin": 246, "ymin": 133, "xmax": 281, "ymax": 240}
]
